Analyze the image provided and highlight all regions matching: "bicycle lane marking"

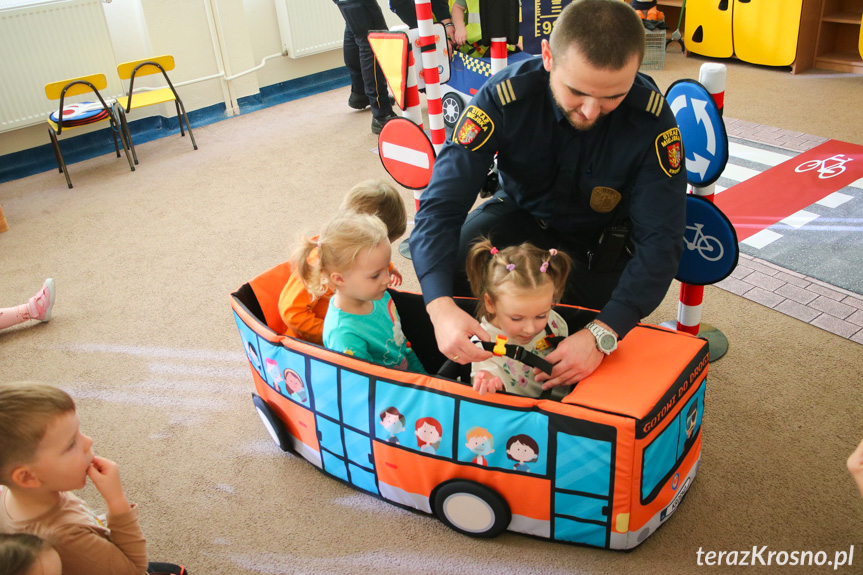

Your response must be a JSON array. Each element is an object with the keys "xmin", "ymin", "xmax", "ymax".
[{"xmin": 714, "ymin": 139, "xmax": 863, "ymax": 242}]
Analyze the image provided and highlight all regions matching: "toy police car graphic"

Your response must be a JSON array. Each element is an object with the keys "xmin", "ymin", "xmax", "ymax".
[{"xmin": 231, "ymin": 261, "xmax": 707, "ymax": 549}]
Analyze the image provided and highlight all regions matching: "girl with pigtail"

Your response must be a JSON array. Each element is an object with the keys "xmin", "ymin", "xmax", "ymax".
[
  {"xmin": 465, "ymin": 238, "xmax": 573, "ymax": 399},
  {"xmin": 293, "ymin": 212, "xmax": 425, "ymax": 374}
]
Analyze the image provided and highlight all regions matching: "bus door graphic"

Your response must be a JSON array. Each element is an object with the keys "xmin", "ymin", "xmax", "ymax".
[
  {"xmin": 551, "ymin": 419, "xmax": 616, "ymax": 548},
  {"xmin": 308, "ymin": 359, "xmax": 379, "ymax": 496}
]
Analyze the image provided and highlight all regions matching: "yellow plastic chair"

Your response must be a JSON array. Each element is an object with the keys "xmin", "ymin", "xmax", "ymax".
[
  {"xmin": 45, "ymin": 73, "xmax": 135, "ymax": 189},
  {"xmin": 115, "ymin": 55, "xmax": 197, "ymax": 164}
]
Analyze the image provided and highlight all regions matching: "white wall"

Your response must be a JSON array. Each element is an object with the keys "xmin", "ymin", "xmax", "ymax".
[{"xmin": 1, "ymin": 0, "xmax": 403, "ymax": 157}]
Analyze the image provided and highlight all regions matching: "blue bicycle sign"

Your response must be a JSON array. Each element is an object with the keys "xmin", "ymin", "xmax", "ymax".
[{"xmin": 676, "ymin": 195, "xmax": 738, "ymax": 286}]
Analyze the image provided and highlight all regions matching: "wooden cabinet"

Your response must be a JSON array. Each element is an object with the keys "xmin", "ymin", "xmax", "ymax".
[{"xmin": 814, "ymin": 0, "xmax": 863, "ymax": 73}]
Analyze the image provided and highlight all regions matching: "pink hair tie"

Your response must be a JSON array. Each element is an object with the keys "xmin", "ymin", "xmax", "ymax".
[
  {"xmin": 490, "ymin": 247, "xmax": 499, "ymax": 255},
  {"xmin": 506, "ymin": 263, "xmax": 516, "ymax": 271},
  {"xmin": 548, "ymin": 249, "xmax": 558, "ymax": 257},
  {"xmin": 540, "ymin": 262, "xmax": 549, "ymax": 273}
]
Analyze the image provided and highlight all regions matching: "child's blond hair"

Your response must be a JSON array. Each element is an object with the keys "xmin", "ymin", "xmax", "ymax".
[
  {"xmin": 465, "ymin": 238, "xmax": 572, "ymax": 321},
  {"xmin": 0, "ymin": 382, "xmax": 75, "ymax": 485},
  {"xmin": 341, "ymin": 180, "xmax": 407, "ymax": 242},
  {"xmin": 293, "ymin": 212, "xmax": 389, "ymax": 298}
]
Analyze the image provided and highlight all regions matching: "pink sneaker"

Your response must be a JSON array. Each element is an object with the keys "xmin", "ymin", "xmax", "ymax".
[{"xmin": 28, "ymin": 278, "xmax": 55, "ymax": 322}]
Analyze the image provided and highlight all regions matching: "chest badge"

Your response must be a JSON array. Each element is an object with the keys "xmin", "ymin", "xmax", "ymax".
[{"xmin": 590, "ymin": 187, "xmax": 621, "ymax": 213}]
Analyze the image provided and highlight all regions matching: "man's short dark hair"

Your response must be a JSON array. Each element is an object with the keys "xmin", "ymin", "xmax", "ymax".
[{"xmin": 549, "ymin": 0, "xmax": 646, "ymax": 69}]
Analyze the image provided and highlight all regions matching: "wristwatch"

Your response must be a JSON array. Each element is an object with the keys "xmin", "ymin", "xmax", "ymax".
[{"xmin": 585, "ymin": 322, "xmax": 618, "ymax": 355}]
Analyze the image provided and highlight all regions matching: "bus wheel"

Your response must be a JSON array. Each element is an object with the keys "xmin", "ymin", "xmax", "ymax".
[
  {"xmin": 432, "ymin": 480, "xmax": 511, "ymax": 538},
  {"xmin": 442, "ymin": 93, "xmax": 465, "ymax": 128},
  {"xmin": 252, "ymin": 393, "xmax": 290, "ymax": 452}
]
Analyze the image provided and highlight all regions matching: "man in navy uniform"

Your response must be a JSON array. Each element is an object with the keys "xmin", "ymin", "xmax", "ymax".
[{"xmin": 411, "ymin": 0, "xmax": 687, "ymax": 389}]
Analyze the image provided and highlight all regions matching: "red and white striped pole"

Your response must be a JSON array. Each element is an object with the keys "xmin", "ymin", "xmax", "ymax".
[
  {"xmin": 676, "ymin": 63, "xmax": 727, "ymax": 335},
  {"xmin": 403, "ymin": 50, "xmax": 423, "ymax": 130},
  {"xmin": 414, "ymin": 0, "xmax": 445, "ymax": 154},
  {"xmin": 490, "ymin": 37, "xmax": 508, "ymax": 75}
]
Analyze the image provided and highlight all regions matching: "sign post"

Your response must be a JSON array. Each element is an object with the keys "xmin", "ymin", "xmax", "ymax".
[{"xmin": 663, "ymin": 64, "xmax": 736, "ymax": 361}]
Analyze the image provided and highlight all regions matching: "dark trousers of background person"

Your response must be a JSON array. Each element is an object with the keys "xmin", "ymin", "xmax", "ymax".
[
  {"xmin": 333, "ymin": 0, "xmax": 394, "ymax": 120},
  {"xmin": 389, "ymin": 0, "xmax": 451, "ymax": 28},
  {"xmin": 452, "ymin": 191, "xmax": 629, "ymax": 310}
]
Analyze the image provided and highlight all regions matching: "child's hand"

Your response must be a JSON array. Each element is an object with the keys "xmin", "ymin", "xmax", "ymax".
[
  {"xmin": 389, "ymin": 266, "xmax": 403, "ymax": 287},
  {"xmin": 87, "ymin": 455, "xmax": 131, "ymax": 515},
  {"xmin": 472, "ymin": 370, "xmax": 503, "ymax": 396}
]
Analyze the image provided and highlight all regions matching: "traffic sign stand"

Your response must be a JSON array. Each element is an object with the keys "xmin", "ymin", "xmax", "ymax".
[{"xmin": 662, "ymin": 63, "xmax": 735, "ymax": 362}]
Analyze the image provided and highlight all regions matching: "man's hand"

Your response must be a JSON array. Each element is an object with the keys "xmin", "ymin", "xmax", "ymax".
[
  {"xmin": 535, "ymin": 328, "xmax": 607, "ymax": 388},
  {"xmin": 427, "ymin": 297, "xmax": 492, "ymax": 364},
  {"xmin": 87, "ymin": 455, "xmax": 132, "ymax": 515},
  {"xmin": 472, "ymin": 370, "xmax": 503, "ymax": 396},
  {"xmin": 848, "ymin": 437, "xmax": 863, "ymax": 498}
]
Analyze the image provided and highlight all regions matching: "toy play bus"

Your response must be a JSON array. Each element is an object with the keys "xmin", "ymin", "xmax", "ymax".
[{"xmin": 231, "ymin": 261, "xmax": 708, "ymax": 549}]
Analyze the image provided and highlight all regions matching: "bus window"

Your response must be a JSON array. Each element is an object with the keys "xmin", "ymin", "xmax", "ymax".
[
  {"xmin": 268, "ymin": 346, "xmax": 308, "ymax": 403},
  {"xmin": 641, "ymin": 382, "xmax": 705, "ymax": 502},
  {"xmin": 375, "ymin": 381, "xmax": 456, "ymax": 458},
  {"xmin": 456, "ymin": 401, "xmax": 549, "ymax": 474}
]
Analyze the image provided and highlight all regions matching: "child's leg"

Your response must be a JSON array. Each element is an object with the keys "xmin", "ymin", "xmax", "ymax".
[{"xmin": 0, "ymin": 279, "xmax": 55, "ymax": 329}]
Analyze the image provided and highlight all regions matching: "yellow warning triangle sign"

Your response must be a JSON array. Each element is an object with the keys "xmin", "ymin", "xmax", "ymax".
[{"xmin": 369, "ymin": 31, "xmax": 409, "ymax": 111}]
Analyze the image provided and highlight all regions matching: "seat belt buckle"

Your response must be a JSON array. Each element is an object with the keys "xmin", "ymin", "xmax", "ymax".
[{"xmin": 493, "ymin": 335, "xmax": 508, "ymax": 356}]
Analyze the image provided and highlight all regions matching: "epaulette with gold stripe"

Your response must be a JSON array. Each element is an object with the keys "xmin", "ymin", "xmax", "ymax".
[
  {"xmin": 490, "ymin": 69, "xmax": 544, "ymax": 108},
  {"xmin": 627, "ymin": 82, "xmax": 665, "ymax": 118},
  {"xmin": 493, "ymin": 77, "xmax": 518, "ymax": 107}
]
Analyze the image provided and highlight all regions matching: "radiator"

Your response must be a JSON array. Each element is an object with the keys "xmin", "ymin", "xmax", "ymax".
[
  {"xmin": 275, "ymin": 0, "xmax": 344, "ymax": 58},
  {"xmin": 0, "ymin": 0, "xmax": 122, "ymax": 133}
]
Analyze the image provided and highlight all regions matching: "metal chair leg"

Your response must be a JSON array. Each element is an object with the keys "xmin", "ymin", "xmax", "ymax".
[
  {"xmin": 48, "ymin": 128, "xmax": 73, "ymax": 189},
  {"xmin": 177, "ymin": 101, "xmax": 197, "ymax": 150},
  {"xmin": 115, "ymin": 106, "xmax": 138, "ymax": 165},
  {"xmin": 109, "ymin": 110, "xmax": 135, "ymax": 172}
]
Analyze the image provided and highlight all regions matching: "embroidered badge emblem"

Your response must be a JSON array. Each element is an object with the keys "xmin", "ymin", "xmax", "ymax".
[
  {"xmin": 457, "ymin": 118, "xmax": 481, "ymax": 146},
  {"xmin": 656, "ymin": 127, "xmax": 683, "ymax": 177},
  {"xmin": 453, "ymin": 106, "xmax": 495, "ymax": 151},
  {"xmin": 590, "ymin": 187, "xmax": 622, "ymax": 213}
]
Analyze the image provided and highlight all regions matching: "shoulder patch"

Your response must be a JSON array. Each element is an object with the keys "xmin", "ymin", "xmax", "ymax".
[
  {"xmin": 453, "ymin": 105, "xmax": 495, "ymax": 151},
  {"xmin": 655, "ymin": 127, "xmax": 683, "ymax": 177}
]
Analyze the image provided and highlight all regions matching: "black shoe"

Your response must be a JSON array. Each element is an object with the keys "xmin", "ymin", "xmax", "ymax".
[
  {"xmin": 372, "ymin": 112, "xmax": 399, "ymax": 135},
  {"xmin": 348, "ymin": 92, "xmax": 370, "ymax": 110}
]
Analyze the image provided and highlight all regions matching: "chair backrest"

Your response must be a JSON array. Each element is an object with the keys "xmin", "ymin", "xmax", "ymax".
[
  {"xmin": 117, "ymin": 55, "xmax": 175, "ymax": 80},
  {"xmin": 45, "ymin": 73, "xmax": 108, "ymax": 100}
]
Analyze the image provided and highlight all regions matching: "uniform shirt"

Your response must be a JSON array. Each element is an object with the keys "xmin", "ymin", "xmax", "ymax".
[
  {"xmin": 411, "ymin": 56, "xmax": 687, "ymax": 338},
  {"xmin": 0, "ymin": 488, "xmax": 148, "ymax": 575},
  {"xmin": 324, "ymin": 291, "xmax": 426, "ymax": 374}
]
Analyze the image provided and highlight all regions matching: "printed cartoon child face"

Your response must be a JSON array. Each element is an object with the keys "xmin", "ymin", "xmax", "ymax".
[
  {"xmin": 284, "ymin": 369, "xmax": 304, "ymax": 394},
  {"xmin": 333, "ymin": 240, "xmax": 392, "ymax": 303},
  {"xmin": 26, "ymin": 411, "xmax": 94, "ymax": 492},
  {"xmin": 507, "ymin": 440, "xmax": 537, "ymax": 464},
  {"xmin": 416, "ymin": 422, "xmax": 442, "ymax": 445},
  {"xmin": 686, "ymin": 405, "xmax": 698, "ymax": 438},
  {"xmin": 467, "ymin": 435, "xmax": 493, "ymax": 455},
  {"xmin": 381, "ymin": 412, "xmax": 403, "ymax": 432},
  {"xmin": 485, "ymin": 283, "xmax": 555, "ymax": 346}
]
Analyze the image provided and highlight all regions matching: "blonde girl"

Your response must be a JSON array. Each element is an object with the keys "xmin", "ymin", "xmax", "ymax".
[
  {"xmin": 465, "ymin": 238, "xmax": 572, "ymax": 398},
  {"xmin": 294, "ymin": 213, "xmax": 425, "ymax": 373}
]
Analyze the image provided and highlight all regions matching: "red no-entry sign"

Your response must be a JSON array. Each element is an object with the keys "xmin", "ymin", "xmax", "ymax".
[{"xmin": 378, "ymin": 117, "xmax": 436, "ymax": 190}]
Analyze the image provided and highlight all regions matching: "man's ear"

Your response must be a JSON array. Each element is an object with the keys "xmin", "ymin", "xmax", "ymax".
[
  {"xmin": 541, "ymin": 38, "xmax": 553, "ymax": 72},
  {"xmin": 9, "ymin": 465, "xmax": 41, "ymax": 489}
]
